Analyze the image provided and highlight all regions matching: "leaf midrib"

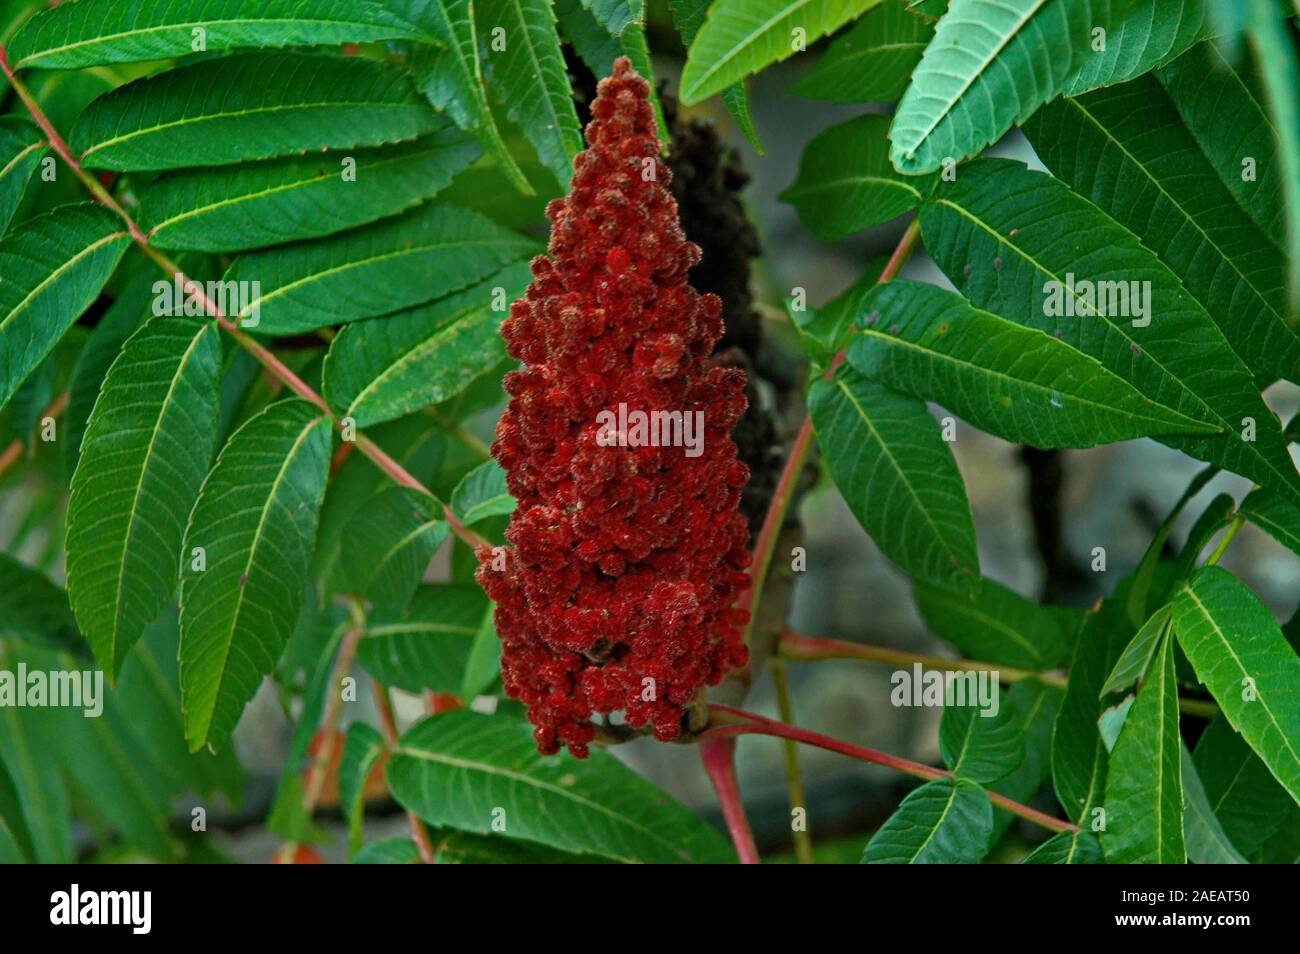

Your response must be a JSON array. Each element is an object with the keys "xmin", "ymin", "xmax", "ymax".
[
  {"xmin": 196, "ymin": 414, "xmax": 324, "ymax": 745},
  {"xmin": 394, "ymin": 741, "xmax": 684, "ymax": 861},
  {"xmin": 105, "ymin": 323, "xmax": 213, "ymax": 672},
  {"xmin": 898, "ymin": 0, "xmax": 1048, "ymax": 160},
  {"xmin": 17, "ymin": 16, "xmax": 421, "ymax": 68},
  {"xmin": 858, "ymin": 324, "xmax": 1213, "ymax": 433}
]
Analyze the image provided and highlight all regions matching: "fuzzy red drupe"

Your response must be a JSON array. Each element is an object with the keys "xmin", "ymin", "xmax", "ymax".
[{"xmin": 476, "ymin": 58, "xmax": 752, "ymax": 758}]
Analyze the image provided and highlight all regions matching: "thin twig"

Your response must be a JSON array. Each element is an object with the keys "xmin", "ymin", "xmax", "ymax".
[
  {"xmin": 699, "ymin": 738, "xmax": 761, "ymax": 864},
  {"xmin": 704, "ymin": 705, "xmax": 1077, "ymax": 835},
  {"xmin": 771, "ymin": 658, "xmax": 813, "ymax": 864}
]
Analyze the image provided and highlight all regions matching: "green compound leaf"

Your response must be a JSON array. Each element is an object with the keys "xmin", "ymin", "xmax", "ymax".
[
  {"xmin": 71, "ymin": 53, "xmax": 439, "ymax": 171},
  {"xmin": 180, "ymin": 400, "xmax": 332, "ymax": 752},
  {"xmin": 66, "ymin": 315, "xmax": 222, "ymax": 679},
  {"xmin": 1024, "ymin": 77, "xmax": 1300, "ymax": 385},
  {"xmin": 922, "ymin": 159, "xmax": 1300, "ymax": 508},
  {"xmin": 387, "ymin": 710, "xmax": 733, "ymax": 863}
]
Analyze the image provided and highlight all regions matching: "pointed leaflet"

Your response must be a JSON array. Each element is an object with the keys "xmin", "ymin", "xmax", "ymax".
[
  {"xmin": 888, "ymin": 0, "xmax": 1124, "ymax": 174},
  {"xmin": 451, "ymin": 460, "xmax": 515, "ymax": 525},
  {"xmin": 913, "ymin": 578, "xmax": 1081, "ymax": 670},
  {"xmin": 1063, "ymin": 0, "xmax": 1213, "ymax": 94},
  {"xmin": 386, "ymin": 711, "xmax": 733, "ymax": 863},
  {"xmin": 1181, "ymin": 742, "xmax": 1248, "ymax": 863},
  {"xmin": 139, "ymin": 129, "xmax": 480, "ymax": 252},
  {"xmin": 222, "ymin": 203, "xmax": 536, "ymax": 335},
  {"xmin": 1101, "ymin": 628, "xmax": 1186, "ymax": 863},
  {"xmin": 781, "ymin": 115, "xmax": 931, "ymax": 241},
  {"xmin": 850, "ymin": 282, "xmax": 1217, "ymax": 448},
  {"xmin": 0, "ymin": 204, "xmax": 129, "ymax": 410},
  {"xmin": 861, "ymin": 777, "xmax": 992, "ymax": 863},
  {"xmin": 358, "ymin": 584, "xmax": 484, "ymax": 694},
  {"xmin": 1171, "ymin": 566, "xmax": 1300, "ymax": 803},
  {"xmin": 1022, "ymin": 830, "xmax": 1103, "ymax": 863},
  {"xmin": 808, "ymin": 366, "xmax": 978, "ymax": 592},
  {"xmin": 1053, "ymin": 574, "xmax": 1149, "ymax": 825},
  {"xmin": 793, "ymin": 2, "xmax": 932, "ymax": 103},
  {"xmin": 1024, "ymin": 78, "xmax": 1300, "ymax": 384},
  {"xmin": 337, "ymin": 487, "xmax": 448, "ymax": 617},
  {"xmin": 1240, "ymin": 487, "xmax": 1300, "ymax": 557},
  {"xmin": 922, "ymin": 159, "xmax": 1300, "ymax": 507},
  {"xmin": 0, "ymin": 118, "xmax": 45, "ymax": 236},
  {"xmin": 1193, "ymin": 714, "xmax": 1293, "ymax": 855},
  {"xmin": 70, "ymin": 53, "xmax": 439, "ymax": 171},
  {"xmin": 679, "ymin": 0, "xmax": 883, "ymax": 105},
  {"xmin": 340, "ymin": 722, "xmax": 386, "ymax": 855},
  {"xmin": 939, "ymin": 693, "xmax": 1025, "ymax": 784},
  {"xmin": 476, "ymin": 0, "xmax": 583, "ymax": 187},
  {"xmin": 1101, "ymin": 605, "xmax": 1172, "ymax": 695},
  {"xmin": 66, "ymin": 316, "xmax": 222, "ymax": 679},
  {"xmin": 323, "ymin": 261, "xmax": 531, "ymax": 428},
  {"xmin": 395, "ymin": 0, "xmax": 532, "ymax": 194},
  {"xmin": 667, "ymin": 0, "xmax": 761, "ymax": 152},
  {"xmin": 1158, "ymin": 39, "xmax": 1286, "ymax": 243},
  {"xmin": 180, "ymin": 400, "xmax": 332, "ymax": 752},
  {"xmin": 7, "ymin": 0, "xmax": 424, "ymax": 70}
]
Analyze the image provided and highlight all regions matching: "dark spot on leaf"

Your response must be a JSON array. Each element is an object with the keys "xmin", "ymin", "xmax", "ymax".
[
  {"xmin": 889, "ymin": 324, "xmax": 900, "ymax": 334},
  {"xmin": 1130, "ymin": 342, "xmax": 1142, "ymax": 355},
  {"xmin": 993, "ymin": 257, "xmax": 1003, "ymax": 270},
  {"xmin": 239, "ymin": 574, "xmax": 249, "ymax": 587},
  {"xmin": 865, "ymin": 310, "xmax": 879, "ymax": 326},
  {"xmin": 963, "ymin": 263, "xmax": 972, "ymax": 277},
  {"xmin": 1009, "ymin": 228, "xmax": 1019, "ymax": 237},
  {"xmin": 938, "ymin": 323, "xmax": 948, "ymax": 333}
]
